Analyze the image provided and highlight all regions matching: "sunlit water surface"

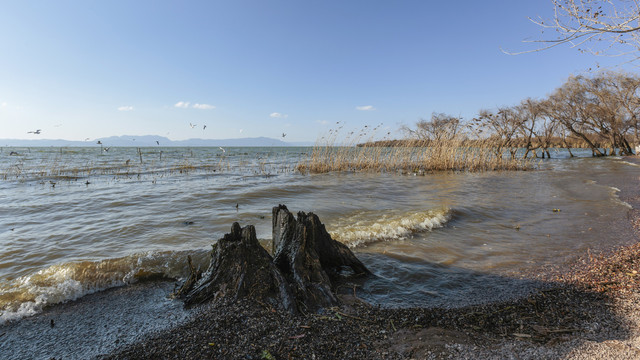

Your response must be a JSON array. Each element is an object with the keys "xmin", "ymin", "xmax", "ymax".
[{"xmin": 0, "ymin": 146, "xmax": 637, "ymax": 322}]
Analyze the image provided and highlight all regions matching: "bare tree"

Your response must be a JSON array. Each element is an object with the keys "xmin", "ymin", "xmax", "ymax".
[
  {"xmin": 544, "ymin": 76, "xmax": 607, "ymax": 156},
  {"xmin": 585, "ymin": 71, "xmax": 638, "ymax": 154},
  {"xmin": 511, "ymin": 0, "xmax": 640, "ymax": 62},
  {"xmin": 476, "ymin": 107, "xmax": 522, "ymax": 158},
  {"xmin": 604, "ymin": 70, "xmax": 640, "ymax": 151},
  {"xmin": 544, "ymin": 71, "xmax": 640, "ymax": 156},
  {"xmin": 537, "ymin": 106, "xmax": 561, "ymax": 158},
  {"xmin": 513, "ymin": 99, "xmax": 544, "ymax": 158},
  {"xmin": 403, "ymin": 113, "xmax": 462, "ymax": 141}
]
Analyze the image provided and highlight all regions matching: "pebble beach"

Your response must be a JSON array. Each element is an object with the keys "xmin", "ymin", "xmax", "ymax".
[
  {"xmin": 2, "ymin": 155, "xmax": 640, "ymax": 359},
  {"xmin": 100, "ymin": 157, "xmax": 640, "ymax": 359}
]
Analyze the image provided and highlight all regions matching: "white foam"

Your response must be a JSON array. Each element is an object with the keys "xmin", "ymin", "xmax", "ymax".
[
  {"xmin": 0, "ymin": 249, "xmax": 208, "ymax": 324},
  {"xmin": 617, "ymin": 160, "xmax": 640, "ymax": 168},
  {"xmin": 603, "ymin": 185, "xmax": 633, "ymax": 209},
  {"xmin": 329, "ymin": 208, "xmax": 451, "ymax": 248}
]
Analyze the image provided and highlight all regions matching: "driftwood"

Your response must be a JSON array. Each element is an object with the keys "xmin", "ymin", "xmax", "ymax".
[{"xmin": 176, "ymin": 205, "xmax": 370, "ymax": 313}]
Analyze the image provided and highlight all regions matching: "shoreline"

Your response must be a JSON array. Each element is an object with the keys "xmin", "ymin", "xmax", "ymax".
[
  {"xmin": 100, "ymin": 255, "xmax": 640, "ymax": 359},
  {"xmin": 2, "ymin": 157, "xmax": 639, "ymax": 359},
  {"xmin": 102, "ymin": 158, "xmax": 640, "ymax": 359},
  {"xmin": 0, "ymin": 281, "xmax": 193, "ymax": 360}
]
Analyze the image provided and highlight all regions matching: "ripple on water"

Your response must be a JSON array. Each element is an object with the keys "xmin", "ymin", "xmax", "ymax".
[{"xmin": 0, "ymin": 147, "xmax": 637, "ymax": 322}]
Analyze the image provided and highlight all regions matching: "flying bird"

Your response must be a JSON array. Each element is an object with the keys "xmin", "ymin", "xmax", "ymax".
[
  {"xmin": 189, "ymin": 123, "xmax": 197, "ymax": 128},
  {"xmin": 28, "ymin": 129, "xmax": 41, "ymax": 134},
  {"xmin": 219, "ymin": 146, "xmax": 226, "ymax": 153},
  {"xmin": 282, "ymin": 133, "xmax": 286, "ymax": 138},
  {"xmin": 156, "ymin": 141, "xmax": 160, "ymax": 145},
  {"xmin": 103, "ymin": 147, "xmax": 110, "ymax": 152},
  {"xmin": 203, "ymin": 125, "xmax": 207, "ymax": 130}
]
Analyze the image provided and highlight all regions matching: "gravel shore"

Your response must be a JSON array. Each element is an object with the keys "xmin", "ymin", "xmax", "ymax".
[{"xmin": 99, "ymin": 157, "xmax": 640, "ymax": 359}]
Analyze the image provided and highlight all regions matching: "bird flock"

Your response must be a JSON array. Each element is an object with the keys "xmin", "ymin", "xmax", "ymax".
[{"xmin": 23, "ymin": 120, "xmax": 289, "ymax": 150}]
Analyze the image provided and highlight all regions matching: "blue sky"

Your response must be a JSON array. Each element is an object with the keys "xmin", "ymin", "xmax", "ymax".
[{"xmin": 0, "ymin": 1, "xmax": 630, "ymax": 142}]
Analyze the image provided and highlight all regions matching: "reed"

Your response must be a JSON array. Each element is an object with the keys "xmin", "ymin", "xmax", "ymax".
[
  {"xmin": 296, "ymin": 129, "xmax": 534, "ymax": 174},
  {"xmin": 0, "ymin": 147, "xmax": 299, "ymax": 184}
]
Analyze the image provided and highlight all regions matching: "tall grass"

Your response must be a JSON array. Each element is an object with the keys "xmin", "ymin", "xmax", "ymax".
[{"xmin": 296, "ymin": 129, "xmax": 535, "ymax": 174}]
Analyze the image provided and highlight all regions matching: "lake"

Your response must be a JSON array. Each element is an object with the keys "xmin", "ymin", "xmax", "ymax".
[{"xmin": 0, "ymin": 146, "xmax": 637, "ymax": 323}]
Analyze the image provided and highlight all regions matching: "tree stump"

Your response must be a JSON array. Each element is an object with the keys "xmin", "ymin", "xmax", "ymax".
[
  {"xmin": 177, "ymin": 205, "xmax": 370, "ymax": 313},
  {"xmin": 272, "ymin": 205, "xmax": 371, "ymax": 312},
  {"xmin": 179, "ymin": 222, "xmax": 296, "ymax": 312}
]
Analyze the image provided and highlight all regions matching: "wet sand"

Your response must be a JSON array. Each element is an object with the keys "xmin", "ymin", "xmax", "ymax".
[
  {"xmin": 3, "ymin": 157, "xmax": 640, "ymax": 359},
  {"xmin": 0, "ymin": 281, "xmax": 191, "ymax": 360}
]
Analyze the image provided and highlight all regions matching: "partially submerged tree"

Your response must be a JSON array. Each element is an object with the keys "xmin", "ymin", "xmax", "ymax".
[
  {"xmin": 544, "ymin": 75, "xmax": 607, "ymax": 156},
  {"xmin": 476, "ymin": 107, "xmax": 522, "ymax": 158},
  {"xmin": 403, "ymin": 71, "xmax": 639, "ymax": 158},
  {"xmin": 403, "ymin": 112, "xmax": 462, "ymax": 142},
  {"xmin": 513, "ymin": 98, "xmax": 544, "ymax": 158},
  {"xmin": 542, "ymin": 71, "xmax": 639, "ymax": 155}
]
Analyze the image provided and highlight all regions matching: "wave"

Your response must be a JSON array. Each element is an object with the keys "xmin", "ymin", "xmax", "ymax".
[
  {"xmin": 0, "ymin": 250, "xmax": 209, "ymax": 324},
  {"xmin": 328, "ymin": 208, "xmax": 451, "ymax": 248},
  {"xmin": 0, "ymin": 208, "xmax": 450, "ymax": 323},
  {"xmin": 608, "ymin": 186, "xmax": 633, "ymax": 209},
  {"xmin": 618, "ymin": 160, "xmax": 640, "ymax": 168}
]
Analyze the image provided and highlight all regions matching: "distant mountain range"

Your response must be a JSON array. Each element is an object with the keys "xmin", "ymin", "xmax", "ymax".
[{"xmin": 0, "ymin": 135, "xmax": 313, "ymax": 147}]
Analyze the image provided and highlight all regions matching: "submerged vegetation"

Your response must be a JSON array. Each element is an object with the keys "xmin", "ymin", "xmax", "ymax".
[
  {"xmin": 3, "ymin": 71, "xmax": 638, "ymax": 179},
  {"xmin": 0, "ymin": 147, "xmax": 298, "ymax": 183},
  {"xmin": 296, "ymin": 136, "xmax": 535, "ymax": 174},
  {"xmin": 299, "ymin": 70, "xmax": 640, "ymax": 174}
]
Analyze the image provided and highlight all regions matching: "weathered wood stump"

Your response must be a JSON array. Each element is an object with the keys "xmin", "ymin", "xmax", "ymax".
[
  {"xmin": 181, "ymin": 222, "xmax": 296, "ymax": 311},
  {"xmin": 272, "ymin": 205, "xmax": 371, "ymax": 312},
  {"xmin": 176, "ymin": 205, "xmax": 370, "ymax": 313}
]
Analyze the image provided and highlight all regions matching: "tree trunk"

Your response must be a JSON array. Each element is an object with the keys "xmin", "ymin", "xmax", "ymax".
[
  {"xmin": 175, "ymin": 205, "xmax": 370, "ymax": 314},
  {"xmin": 565, "ymin": 123, "xmax": 605, "ymax": 156},
  {"xmin": 562, "ymin": 137, "xmax": 574, "ymax": 157},
  {"xmin": 620, "ymin": 136, "xmax": 633, "ymax": 155},
  {"xmin": 272, "ymin": 205, "xmax": 371, "ymax": 312},
  {"xmin": 178, "ymin": 222, "xmax": 297, "ymax": 311}
]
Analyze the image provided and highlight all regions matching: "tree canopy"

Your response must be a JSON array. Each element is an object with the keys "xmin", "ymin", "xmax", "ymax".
[{"xmin": 404, "ymin": 71, "xmax": 640, "ymax": 157}]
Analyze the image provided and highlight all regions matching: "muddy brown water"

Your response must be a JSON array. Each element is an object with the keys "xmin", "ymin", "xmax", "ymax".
[{"xmin": 1, "ymin": 147, "xmax": 639, "ymax": 358}]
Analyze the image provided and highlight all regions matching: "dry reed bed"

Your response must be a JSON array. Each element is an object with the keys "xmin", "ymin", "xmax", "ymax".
[
  {"xmin": 296, "ymin": 138, "xmax": 536, "ymax": 174},
  {"xmin": 1, "ymin": 137, "xmax": 535, "ymax": 182}
]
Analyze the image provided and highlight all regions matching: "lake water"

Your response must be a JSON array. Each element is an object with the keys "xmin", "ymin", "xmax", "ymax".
[{"xmin": 0, "ymin": 146, "xmax": 637, "ymax": 323}]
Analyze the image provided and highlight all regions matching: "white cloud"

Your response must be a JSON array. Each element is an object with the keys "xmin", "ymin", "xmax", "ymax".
[
  {"xmin": 270, "ymin": 112, "xmax": 288, "ymax": 118},
  {"xmin": 175, "ymin": 101, "xmax": 215, "ymax": 109},
  {"xmin": 117, "ymin": 106, "xmax": 134, "ymax": 111},
  {"xmin": 356, "ymin": 105, "xmax": 375, "ymax": 111},
  {"xmin": 193, "ymin": 103, "xmax": 215, "ymax": 110}
]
